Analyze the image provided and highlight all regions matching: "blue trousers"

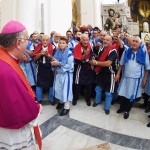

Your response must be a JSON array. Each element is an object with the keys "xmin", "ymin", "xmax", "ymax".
[
  {"xmin": 95, "ymin": 85, "xmax": 113, "ymax": 110},
  {"xmin": 36, "ymin": 86, "xmax": 54, "ymax": 102}
]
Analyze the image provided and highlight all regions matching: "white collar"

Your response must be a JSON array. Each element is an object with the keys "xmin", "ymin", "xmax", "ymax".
[
  {"xmin": 53, "ymin": 42, "xmax": 58, "ymax": 47},
  {"xmin": 42, "ymin": 46, "xmax": 48, "ymax": 51},
  {"xmin": 8, "ymin": 52, "xmax": 18, "ymax": 60}
]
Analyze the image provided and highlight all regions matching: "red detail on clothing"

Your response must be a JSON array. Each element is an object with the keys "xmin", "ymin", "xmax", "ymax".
[
  {"xmin": 94, "ymin": 45, "xmax": 115, "ymax": 73},
  {"xmin": 112, "ymin": 41, "xmax": 119, "ymax": 57},
  {"xmin": 33, "ymin": 43, "xmax": 53, "ymax": 56},
  {"xmin": 34, "ymin": 126, "xmax": 42, "ymax": 150},
  {"xmin": 0, "ymin": 48, "xmax": 42, "ymax": 150},
  {"xmin": 74, "ymin": 42, "xmax": 91, "ymax": 60},
  {"xmin": 0, "ymin": 48, "xmax": 35, "ymax": 97},
  {"xmin": 79, "ymin": 26, "xmax": 89, "ymax": 33}
]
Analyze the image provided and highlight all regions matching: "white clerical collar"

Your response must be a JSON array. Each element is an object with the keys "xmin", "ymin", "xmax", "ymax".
[{"xmin": 8, "ymin": 52, "xmax": 18, "ymax": 60}]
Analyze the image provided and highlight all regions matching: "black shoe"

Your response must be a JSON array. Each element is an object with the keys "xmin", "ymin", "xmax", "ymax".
[
  {"xmin": 139, "ymin": 103, "xmax": 147, "ymax": 109},
  {"xmin": 56, "ymin": 103, "xmax": 64, "ymax": 109},
  {"xmin": 72, "ymin": 100, "xmax": 77, "ymax": 106},
  {"xmin": 117, "ymin": 109, "xmax": 124, "ymax": 114},
  {"xmin": 86, "ymin": 101, "xmax": 91, "ymax": 106},
  {"xmin": 148, "ymin": 115, "xmax": 150, "ymax": 118},
  {"xmin": 92, "ymin": 102, "xmax": 99, "ymax": 107},
  {"xmin": 111, "ymin": 101, "xmax": 115, "ymax": 105},
  {"xmin": 38, "ymin": 100, "xmax": 43, "ymax": 104},
  {"xmin": 49, "ymin": 101, "xmax": 55, "ymax": 106},
  {"xmin": 124, "ymin": 112, "xmax": 129, "ymax": 119},
  {"xmin": 145, "ymin": 108, "xmax": 150, "ymax": 113},
  {"xmin": 105, "ymin": 110, "xmax": 110, "ymax": 115},
  {"xmin": 147, "ymin": 123, "xmax": 150, "ymax": 127},
  {"xmin": 60, "ymin": 109, "xmax": 70, "ymax": 116}
]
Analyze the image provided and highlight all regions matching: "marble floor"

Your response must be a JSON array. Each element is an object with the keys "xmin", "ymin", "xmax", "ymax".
[{"xmin": 38, "ymin": 97, "xmax": 150, "ymax": 150}]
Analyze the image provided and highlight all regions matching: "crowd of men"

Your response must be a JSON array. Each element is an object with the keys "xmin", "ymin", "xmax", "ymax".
[
  {"xmin": 0, "ymin": 20, "xmax": 150, "ymax": 150},
  {"xmin": 20, "ymin": 25, "xmax": 150, "ymax": 127}
]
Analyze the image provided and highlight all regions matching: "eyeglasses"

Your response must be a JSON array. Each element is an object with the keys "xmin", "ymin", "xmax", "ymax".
[
  {"xmin": 17, "ymin": 37, "xmax": 30, "ymax": 41},
  {"xmin": 54, "ymin": 36, "xmax": 60, "ymax": 38}
]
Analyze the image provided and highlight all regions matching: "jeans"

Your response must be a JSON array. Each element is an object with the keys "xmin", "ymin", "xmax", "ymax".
[
  {"xmin": 95, "ymin": 85, "xmax": 113, "ymax": 110},
  {"xmin": 36, "ymin": 86, "xmax": 54, "ymax": 102}
]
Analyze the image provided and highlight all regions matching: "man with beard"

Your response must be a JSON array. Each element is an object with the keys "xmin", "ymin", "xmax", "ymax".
[
  {"xmin": 51, "ymin": 32, "xmax": 61, "ymax": 54},
  {"xmin": 68, "ymin": 30, "xmax": 82, "ymax": 52},
  {"xmin": 90, "ymin": 35, "xmax": 118, "ymax": 115}
]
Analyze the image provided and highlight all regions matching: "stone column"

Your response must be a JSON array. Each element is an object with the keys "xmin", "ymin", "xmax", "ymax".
[
  {"xmin": 80, "ymin": 0, "xmax": 94, "ymax": 26},
  {"xmin": 93, "ymin": 0, "xmax": 102, "ymax": 29}
]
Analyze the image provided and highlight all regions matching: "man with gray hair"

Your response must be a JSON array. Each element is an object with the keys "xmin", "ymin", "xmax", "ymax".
[
  {"xmin": 51, "ymin": 32, "xmax": 61, "ymax": 53},
  {"xmin": 73, "ymin": 34, "xmax": 94, "ymax": 106},
  {"xmin": 90, "ymin": 35, "xmax": 118, "ymax": 115},
  {"xmin": 115, "ymin": 36, "xmax": 150, "ymax": 119},
  {"xmin": 0, "ymin": 20, "xmax": 42, "ymax": 149}
]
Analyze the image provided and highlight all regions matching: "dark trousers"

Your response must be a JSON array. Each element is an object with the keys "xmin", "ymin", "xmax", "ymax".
[
  {"xmin": 74, "ymin": 84, "xmax": 92, "ymax": 103},
  {"xmin": 143, "ymin": 93, "xmax": 150, "ymax": 107},
  {"xmin": 119, "ymin": 96, "xmax": 134, "ymax": 112}
]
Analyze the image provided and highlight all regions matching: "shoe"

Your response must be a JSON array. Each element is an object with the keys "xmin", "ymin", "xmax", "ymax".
[
  {"xmin": 111, "ymin": 101, "xmax": 115, "ymax": 105},
  {"xmin": 139, "ymin": 103, "xmax": 147, "ymax": 109},
  {"xmin": 105, "ymin": 110, "xmax": 110, "ymax": 115},
  {"xmin": 145, "ymin": 108, "xmax": 150, "ymax": 113},
  {"xmin": 148, "ymin": 115, "xmax": 150, "ymax": 118},
  {"xmin": 56, "ymin": 103, "xmax": 64, "ymax": 109},
  {"xmin": 37, "ymin": 100, "xmax": 43, "ymax": 104},
  {"xmin": 147, "ymin": 123, "xmax": 150, "ymax": 127},
  {"xmin": 49, "ymin": 101, "xmax": 55, "ymax": 106},
  {"xmin": 86, "ymin": 101, "xmax": 91, "ymax": 106},
  {"xmin": 60, "ymin": 109, "xmax": 70, "ymax": 116},
  {"xmin": 117, "ymin": 109, "xmax": 123, "ymax": 114},
  {"xmin": 72, "ymin": 100, "xmax": 77, "ymax": 106},
  {"xmin": 92, "ymin": 102, "xmax": 99, "ymax": 107},
  {"xmin": 124, "ymin": 112, "xmax": 129, "ymax": 119}
]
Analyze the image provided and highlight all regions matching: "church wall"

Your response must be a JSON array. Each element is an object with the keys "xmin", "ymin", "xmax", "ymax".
[
  {"xmin": 0, "ymin": 0, "xmax": 72, "ymax": 35},
  {"xmin": 80, "ymin": 0, "xmax": 94, "ymax": 26},
  {"xmin": 49, "ymin": 0, "xmax": 72, "ymax": 35},
  {"xmin": 80, "ymin": 0, "xmax": 102, "ymax": 29}
]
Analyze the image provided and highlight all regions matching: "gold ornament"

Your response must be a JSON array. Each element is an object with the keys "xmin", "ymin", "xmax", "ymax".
[{"xmin": 138, "ymin": 1, "xmax": 150, "ymax": 18}]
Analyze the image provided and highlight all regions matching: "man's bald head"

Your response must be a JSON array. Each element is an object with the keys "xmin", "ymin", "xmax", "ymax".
[
  {"xmin": 42, "ymin": 35, "xmax": 50, "ymax": 47},
  {"xmin": 99, "ymin": 31, "xmax": 107, "ymax": 40},
  {"xmin": 105, "ymin": 35, "xmax": 112, "ymax": 41},
  {"xmin": 132, "ymin": 36, "xmax": 141, "ymax": 51},
  {"xmin": 103, "ymin": 35, "xmax": 112, "ymax": 48},
  {"xmin": 132, "ymin": 36, "xmax": 141, "ymax": 43},
  {"xmin": 80, "ymin": 34, "xmax": 88, "ymax": 40},
  {"xmin": 53, "ymin": 32, "xmax": 61, "ymax": 43},
  {"xmin": 80, "ymin": 34, "xmax": 89, "ymax": 47}
]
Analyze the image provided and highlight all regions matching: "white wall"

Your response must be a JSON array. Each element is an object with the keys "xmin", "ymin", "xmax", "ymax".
[
  {"xmin": 0, "ymin": 0, "xmax": 72, "ymax": 36},
  {"xmin": 80, "ymin": 0, "xmax": 102, "ymax": 29},
  {"xmin": 16, "ymin": 0, "xmax": 38, "ymax": 34},
  {"xmin": 1, "ymin": 0, "xmax": 16, "ymax": 27},
  {"xmin": 49, "ymin": 0, "xmax": 72, "ymax": 35},
  {"xmin": 80, "ymin": 0, "xmax": 94, "ymax": 26}
]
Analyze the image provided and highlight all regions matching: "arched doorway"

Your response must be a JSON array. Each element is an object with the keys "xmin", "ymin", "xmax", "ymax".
[
  {"xmin": 129, "ymin": 0, "xmax": 150, "ymax": 33},
  {"xmin": 72, "ymin": 0, "xmax": 81, "ymax": 27}
]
